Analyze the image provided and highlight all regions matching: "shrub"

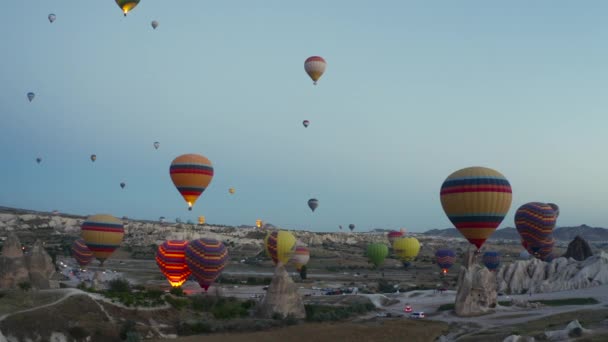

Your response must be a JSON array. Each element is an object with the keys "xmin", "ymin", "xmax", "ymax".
[
  {"xmin": 18, "ymin": 282, "xmax": 31, "ymax": 292},
  {"xmin": 170, "ymin": 287, "xmax": 185, "ymax": 296},
  {"xmin": 166, "ymin": 296, "xmax": 189, "ymax": 310},
  {"xmin": 68, "ymin": 326, "xmax": 88, "ymax": 339},
  {"xmin": 108, "ymin": 278, "xmax": 131, "ymax": 293}
]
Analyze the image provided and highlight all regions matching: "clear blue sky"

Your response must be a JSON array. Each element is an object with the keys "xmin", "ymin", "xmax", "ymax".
[{"xmin": 1, "ymin": 1, "xmax": 608, "ymax": 232}]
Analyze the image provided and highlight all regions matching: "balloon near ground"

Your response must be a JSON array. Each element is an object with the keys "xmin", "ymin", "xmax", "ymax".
[
  {"xmin": 80, "ymin": 214, "xmax": 124, "ymax": 265},
  {"xmin": 392, "ymin": 237, "xmax": 420, "ymax": 266},
  {"xmin": 291, "ymin": 246, "xmax": 310, "ymax": 271},
  {"xmin": 185, "ymin": 238, "xmax": 228, "ymax": 291},
  {"xmin": 198, "ymin": 216, "xmax": 205, "ymax": 225},
  {"xmin": 71, "ymin": 238, "xmax": 94, "ymax": 268},
  {"xmin": 435, "ymin": 249, "xmax": 456, "ymax": 274},
  {"xmin": 387, "ymin": 230, "xmax": 405, "ymax": 246},
  {"xmin": 170, "ymin": 154, "xmax": 214, "ymax": 211},
  {"xmin": 482, "ymin": 251, "xmax": 500, "ymax": 271},
  {"xmin": 304, "ymin": 56, "xmax": 327, "ymax": 85},
  {"xmin": 115, "ymin": 0, "xmax": 140, "ymax": 16},
  {"xmin": 366, "ymin": 243, "xmax": 388, "ymax": 267},
  {"xmin": 349, "ymin": 224, "xmax": 355, "ymax": 231},
  {"xmin": 265, "ymin": 230, "xmax": 296, "ymax": 266},
  {"xmin": 156, "ymin": 240, "xmax": 191, "ymax": 288},
  {"xmin": 440, "ymin": 166, "xmax": 512, "ymax": 250},
  {"xmin": 515, "ymin": 202, "xmax": 557, "ymax": 261}
]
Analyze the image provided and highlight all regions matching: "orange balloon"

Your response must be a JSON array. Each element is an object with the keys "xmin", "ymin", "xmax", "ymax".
[{"xmin": 170, "ymin": 154, "xmax": 214, "ymax": 211}]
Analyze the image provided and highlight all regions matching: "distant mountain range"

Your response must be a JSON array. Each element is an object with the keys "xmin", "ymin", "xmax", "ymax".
[{"xmin": 424, "ymin": 225, "xmax": 608, "ymax": 241}]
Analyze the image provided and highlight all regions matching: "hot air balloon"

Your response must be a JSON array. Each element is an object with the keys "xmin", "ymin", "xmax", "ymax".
[
  {"xmin": 153, "ymin": 141, "xmax": 160, "ymax": 150},
  {"xmin": 548, "ymin": 203, "xmax": 560, "ymax": 218},
  {"xmin": 156, "ymin": 240, "xmax": 191, "ymax": 287},
  {"xmin": 515, "ymin": 202, "xmax": 557, "ymax": 261},
  {"xmin": 198, "ymin": 216, "xmax": 205, "ymax": 225},
  {"xmin": 265, "ymin": 230, "xmax": 296, "ymax": 266},
  {"xmin": 80, "ymin": 214, "xmax": 124, "ymax": 266},
  {"xmin": 159, "ymin": 216, "xmax": 166, "ymax": 223},
  {"xmin": 115, "ymin": 0, "xmax": 140, "ymax": 16},
  {"xmin": 303, "ymin": 120, "xmax": 310, "ymax": 128},
  {"xmin": 482, "ymin": 251, "xmax": 500, "ymax": 271},
  {"xmin": 387, "ymin": 231, "xmax": 404, "ymax": 246},
  {"xmin": 120, "ymin": 182, "xmax": 126, "ymax": 189},
  {"xmin": 435, "ymin": 249, "xmax": 456, "ymax": 275},
  {"xmin": 339, "ymin": 225, "xmax": 343, "ymax": 230},
  {"xmin": 48, "ymin": 14, "xmax": 56, "ymax": 23},
  {"xmin": 400, "ymin": 228, "xmax": 407, "ymax": 234},
  {"xmin": 36, "ymin": 157, "xmax": 41, "ymax": 164},
  {"xmin": 256, "ymin": 219, "xmax": 263, "ymax": 229},
  {"xmin": 440, "ymin": 166, "xmax": 512, "ymax": 251},
  {"xmin": 185, "ymin": 238, "xmax": 228, "ymax": 291},
  {"xmin": 349, "ymin": 224, "xmax": 355, "ymax": 231},
  {"xmin": 291, "ymin": 246, "xmax": 310, "ymax": 271},
  {"xmin": 27, "ymin": 92, "xmax": 35, "ymax": 102},
  {"xmin": 366, "ymin": 243, "xmax": 388, "ymax": 268},
  {"xmin": 71, "ymin": 238, "xmax": 94, "ymax": 268},
  {"xmin": 304, "ymin": 56, "xmax": 327, "ymax": 85},
  {"xmin": 392, "ymin": 237, "xmax": 420, "ymax": 267},
  {"xmin": 308, "ymin": 198, "xmax": 319, "ymax": 212},
  {"xmin": 170, "ymin": 154, "xmax": 214, "ymax": 211},
  {"xmin": 90, "ymin": 154, "xmax": 96, "ymax": 162},
  {"xmin": 229, "ymin": 187, "xmax": 235, "ymax": 195},
  {"xmin": 151, "ymin": 20, "xmax": 159, "ymax": 29}
]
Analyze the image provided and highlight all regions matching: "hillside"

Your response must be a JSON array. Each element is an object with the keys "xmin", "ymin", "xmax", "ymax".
[{"xmin": 424, "ymin": 225, "xmax": 608, "ymax": 242}]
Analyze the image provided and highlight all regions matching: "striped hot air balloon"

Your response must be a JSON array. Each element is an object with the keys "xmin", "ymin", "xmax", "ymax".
[
  {"xmin": 185, "ymin": 238, "xmax": 228, "ymax": 291},
  {"xmin": 482, "ymin": 251, "xmax": 500, "ymax": 271},
  {"xmin": 304, "ymin": 56, "xmax": 327, "ymax": 85},
  {"xmin": 387, "ymin": 231, "xmax": 405, "ymax": 246},
  {"xmin": 291, "ymin": 246, "xmax": 310, "ymax": 271},
  {"xmin": 156, "ymin": 240, "xmax": 191, "ymax": 287},
  {"xmin": 515, "ymin": 202, "xmax": 557, "ymax": 261},
  {"xmin": 71, "ymin": 238, "xmax": 94, "ymax": 268},
  {"xmin": 81, "ymin": 214, "xmax": 124, "ymax": 265},
  {"xmin": 265, "ymin": 230, "xmax": 296, "ymax": 266},
  {"xmin": 435, "ymin": 249, "xmax": 456, "ymax": 274},
  {"xmin": 392, "ymin": 237, "xmax": 420, "ymax": 267},
  {"xmin": 366, "ymin": 243, "xmax": 388, "ymax": 268},
  {"xmin": 170, "ymin": 154, "xmax": 214, "ymax": 211},
  {"xmin": 440, "ymin": 166, "xmax": 512, "ymax": 250}
]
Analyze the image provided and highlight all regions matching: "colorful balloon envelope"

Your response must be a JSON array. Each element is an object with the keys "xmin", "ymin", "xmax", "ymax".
[
  {"xmin": 81, "ymin": 214, "xmax": 124, "ymax": 265},
  {"xmin": 547, "ymin": 203, "xmax": 560, "ymax": 218},
  {"xmin": 291, "ymin": 246, "xmax": 310, "ymax": 271},
  {"xmin": 256, "ymin": 219, "xmax": 263, "ymax": 228},
  {"xmin": 440, "ymin": 166, "xmax": 512, "ymax": 250},
  {"xmin": 392, "ymin": 237, "xmax": 420, "ymax": 263},
  {"xmin": 387, "ymin": 231, "xmax": 405, "ymax": 246},
  {"xmin": 27, "ymin": 92, "xmax": 35, "ymax": 102},
  {"xmin": 71, "ymin": 238, "xmax": 94, "ymax": 268},
  {"xmin": 482, "ymin": 251, "xmax": 500, "ymax": 271},
  {"xmin": 366, "ymin": 243, "xmax": 388, "ymax": 267},
  {"xmin": 265, "ymin": 230, "xmax": 296, "ymax": 266},
  {"xmin": 156, "ymin": 240, "xmax": 191, "ymax": 287},
  {"xmin": 170, "ymin": 154, "xmax": 214, "ymax": 211},
  {"xmin": 435, "ymin": 249, "xmax": 456, "ymax": 274},
  {"xmin": 115, "ymin": 0, "xmax": 140, "ymax": 16},
  {"xmin": 185, "ymin": 238, "xmax": 228, "ymax": 291},
  {"xmin": 303, "ymin": 120, "xmax": 310, "ymax": 128},
  {"xmin": 308, "ymin": 198, "xmax": 319, "ymax": 212},
  {"xmin": 304, "ymin": 56, "xmax": 327, "ymax": 85},
  {"xmin": 515, "ymin": 202, "xmax": 557, "ymax": 261},
  {"xmin": 198, "ymin": 216, "xmax": 205, "ymax": 225}
]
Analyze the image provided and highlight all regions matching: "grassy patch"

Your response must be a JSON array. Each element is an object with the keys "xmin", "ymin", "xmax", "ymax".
[
  {"xmin": 536, "ymin": 297, "xmax": 599, "ymax": 306},
  {"xmin": 305, "ymin": 302, "xmax": 375, "ymax": 322},
  {"xmin": 438, "ymin": 303, "xmax": 454, "ymax": 311}
]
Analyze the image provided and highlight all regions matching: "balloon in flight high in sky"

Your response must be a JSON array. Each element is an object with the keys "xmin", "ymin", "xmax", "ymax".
[
  {"xmin": 153, "ymin": 142, "xmax": 160, "ymax": 150},
  {"xmin": 303, "ymin": 120, "xmax": 310, "ymax": 128},
  {"xmin": 304, "ymin": 56, "xmax": 326, "ymax": 85},
  {"xmin": 151, "ymin": 20, "xmax": 159, "ymax": 29},
  {"xmin": 27, "ymin": 92, "xmax": 35, "ymax": 102},
  {"xmin": 229, "ymin": 187, "xmax": 235, "ymax": 195},
  {"xmin": 169, "ymin": 154, "xmax": 214, "ymax": 211},
  {"xmin": 307, "ymin": 198, "xmax": 319, "ymax": 212},
  {"xmin": 115, "ymin": 0, "xmax": 140, "ymax": 16},
  {"xmin": 120, "ymin": 182, "xmax": 126, "ymax": 189},
  {"xmin": 36, "ymin": 158, "xmax": 41, "ymax": 164},
  {"xmin": 48, "ymin": 14, "xmax": 56, "ymax": 23},
  {"xmin": 90, "ymin": 154, "xmax": 96, "ymax": 162},
  {"xmin": 440, "ymin": 166, "xmax": 512, "ymax": 250}
]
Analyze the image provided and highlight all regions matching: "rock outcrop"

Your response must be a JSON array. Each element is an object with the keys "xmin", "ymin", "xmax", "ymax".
[
  {"xmin": 454, "ymin": 249, "xmax": 497, "ymax": 316},
  {"xmin": 544, "ymin": 320, "xmax": 591, "ymax": 341},
  {"xmin": 256, "ymin": 265, "xmax": 306, "ymax": 319},
  {"xmin": 562, "ymin": 235, "xmax": 593, "ymax": 261},
  {"xmin": 497, "ymin": 252, "xmax": 608, "ymax": 294},
  {"xmin": 0, "ymin": 234, "xmax": 58, "ymax": 290}
]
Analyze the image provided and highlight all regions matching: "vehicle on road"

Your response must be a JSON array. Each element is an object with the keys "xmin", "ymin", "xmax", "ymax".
[{"xmin": 410, "ymin": 312, "xmax": 425, "ymax": 319}]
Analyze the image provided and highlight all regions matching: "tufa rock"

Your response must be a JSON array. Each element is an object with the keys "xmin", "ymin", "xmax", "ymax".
[
  {"xmin": 563, "ymin": 235, "xmax": 593, "ymax": 261},
  {"xmin": 454, "ymin": 249, "xmax": 497, "ymax": 317},
  {"xmin": 2, "ymin": 232, "xmax": 23, "ymax": 258},
  {"xmin": 256, "ymin": 264, "xmax": 306, "ymax": 319},
  {"xmin": 0, "ymin": 233, "xmax": 30, "ymax": 288},
  {"xmin": 25, "ymin": 240, "xmax": 57, "ymax": 289}
]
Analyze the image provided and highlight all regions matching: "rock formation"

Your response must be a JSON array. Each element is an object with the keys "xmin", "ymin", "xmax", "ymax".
[
  {"xmin": 544, "ymin": 320, "xmax": 591, "ymax": 341},
  {"xmin": 454, "ymin": 249, "xmax": 497, "ymax": 317},
  {"xmin": 497, "ymin": 252, "xmax": 608, "ymax": 294},
  {"xmin": 0, "ymin": 234, "xmax": 58, "ymax": 290},
  {"xmin": 562, "ymin": 235, "xmax": 593, "ymax": 261},
  {"xmin": 256, "ymin": 265, "xmax": 306, "ymax": 319}
]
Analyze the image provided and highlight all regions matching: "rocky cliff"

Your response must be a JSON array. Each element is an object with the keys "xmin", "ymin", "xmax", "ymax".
[{"xmin": 0, "ymin": 233, "xmax": 57, "ymax": 289}]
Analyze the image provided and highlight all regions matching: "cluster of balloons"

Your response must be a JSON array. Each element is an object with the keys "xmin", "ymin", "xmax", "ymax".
[{"xmin": 261, "ymin": 230, "xmax": 311, "ymax": 271}]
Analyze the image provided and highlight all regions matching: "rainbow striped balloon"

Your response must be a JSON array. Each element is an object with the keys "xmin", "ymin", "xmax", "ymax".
[
  {"xmin": 185, "ymin": 238, "xmax": 228, "ymax": 291},
  {"xmin": 265, "ymin": 230, "xmax": 296, "ymax": 266},
  {"xmin": 440, "ymin": 166, "xmax": 512, "ymax": 250},
  {"xmin": 71, "ymin": 238, "xmax": 93, "ymax": 267},
  {"xmin": 290, "ymin": 246, "xmax": 310, "ymax": 271},
  {"xmin": 170, "ymin": 154, "xmax": 214, "ymax": 211},
  {"xmin": 482, "ymin": 251, "xmax": 500, "ymax": 271},
  {"xmin": 156, "ymin": 240, "xmax": 191, "ymax": 288},
  {"xmin": 515, "ymin": 202, "xmax": 557, "ymax": 261},
  {"xmin": 435, "ymin": 249, "xmax": 456, "ymax": 273},
  {"xmin": 81, "ymin": 214, "xmax": 124, "ymax": 265}
]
